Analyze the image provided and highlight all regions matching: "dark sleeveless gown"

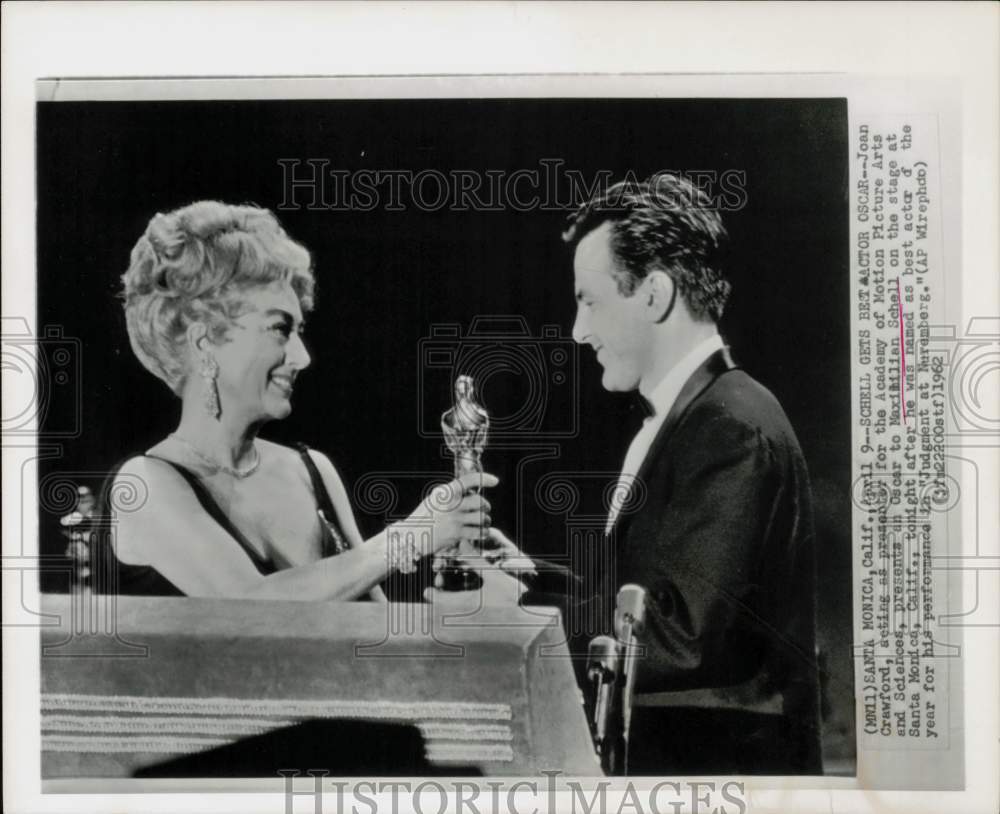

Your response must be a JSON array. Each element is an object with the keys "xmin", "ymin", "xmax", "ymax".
[{"xmin": 97, "ymin": 443, "xmax": 353, "ymax": 597}]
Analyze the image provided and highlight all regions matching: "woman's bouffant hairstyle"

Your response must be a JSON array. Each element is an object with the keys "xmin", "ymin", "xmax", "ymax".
[{"xmin": 121, "ymin": 201, "xmax": 315, "ymax": 394}]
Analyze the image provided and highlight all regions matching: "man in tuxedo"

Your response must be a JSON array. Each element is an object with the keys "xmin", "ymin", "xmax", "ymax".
[{"xmin": 563, "ymin": 174, "xmax": 822, "ymax": 775}]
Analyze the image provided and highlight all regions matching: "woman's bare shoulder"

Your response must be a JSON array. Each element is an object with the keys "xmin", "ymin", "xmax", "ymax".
[
  {"xmin": 109, "ymin": 454, "xmax": 200, "ymax": 565},
  {"xmin": 254, "ymin": 439, "xmax": 344, "ymax": 484},
  {"xmin": 115, "ymin": 451, "xmax": 187, "ymax": 488},
  {"xmin": 109, "ymin": 454, "xmax": 200, "ymax": 529},
  {"xmin": 256, "ymin": 439, "xmax": 315, "ymax": 484},
  {"xmin": 257, "ymin": 437, "xmax": 303, "ymax": 463},
  {"xmin": 302, "ymin": 447, "xmax": 346, "ymax": 488}
]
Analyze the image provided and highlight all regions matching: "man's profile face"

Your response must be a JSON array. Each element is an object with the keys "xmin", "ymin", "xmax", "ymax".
[{"xmin": 572, "ymin": 221, "xmax": 653, "ymax": 393}]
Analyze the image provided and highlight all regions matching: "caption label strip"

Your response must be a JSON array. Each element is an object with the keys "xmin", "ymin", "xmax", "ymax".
[{"xmin": 852, "ymin": 113, "xmax": 959, "ymax": 767}]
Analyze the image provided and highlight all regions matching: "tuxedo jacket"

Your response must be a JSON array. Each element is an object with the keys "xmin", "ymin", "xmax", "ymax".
[{"xmin": 609, "ymin": 348, "xmax": 822, "ymax": 774}]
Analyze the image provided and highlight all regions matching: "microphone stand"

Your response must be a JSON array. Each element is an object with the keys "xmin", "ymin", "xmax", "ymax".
[
  {"xmin": 613, "ymin": 583, "xmax": 647, "ymax": 775},
  {"xmin": 585, "ymin": 634, "xmax": 621, "ymax": 773}
]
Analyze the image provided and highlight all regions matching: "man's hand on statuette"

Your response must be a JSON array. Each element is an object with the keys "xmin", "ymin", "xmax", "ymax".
[{"xmin": 481, "ymin": 527, "xmax": 537, "ymax": 577}]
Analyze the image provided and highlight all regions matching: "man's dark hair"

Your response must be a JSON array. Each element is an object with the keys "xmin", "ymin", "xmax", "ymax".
[{"xmin": 562, "ymin": 173, "xmax": 731, "ymax": 322}]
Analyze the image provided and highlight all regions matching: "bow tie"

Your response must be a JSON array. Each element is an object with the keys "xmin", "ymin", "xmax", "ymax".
[{"xmin": 630, "ymin": 393, "xmax": 655, "ymax": 419}]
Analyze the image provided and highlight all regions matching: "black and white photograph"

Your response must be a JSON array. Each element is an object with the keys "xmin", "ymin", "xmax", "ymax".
[
  {"xmin": 3, "ymin": 5, "xmax": 997, "ymax": 814},
  {"xmin": 33, "ymin": 86, "xmax": 854, "ymax": 782}
]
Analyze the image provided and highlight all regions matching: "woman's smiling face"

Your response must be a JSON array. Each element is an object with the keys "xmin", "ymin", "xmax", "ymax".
[{"xmin": 207, "ymin": 281, "xmax": 312, "ymax": 423}]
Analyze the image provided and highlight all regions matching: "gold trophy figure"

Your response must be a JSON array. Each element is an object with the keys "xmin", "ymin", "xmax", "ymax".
[{"xmin": 436, "ymin": 375, "xmax": 489, "ymax": 591}]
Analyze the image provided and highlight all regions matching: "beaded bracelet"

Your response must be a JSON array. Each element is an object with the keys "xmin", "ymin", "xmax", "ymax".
[{"xmin": 386, "ymin": 529, "xmax": 421, "ymax": 574}]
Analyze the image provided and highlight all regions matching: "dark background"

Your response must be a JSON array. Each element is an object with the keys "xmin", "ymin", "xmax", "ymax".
[{"xmin": 36, "ymin": 97, "xmax": 854, "ymax": 771}]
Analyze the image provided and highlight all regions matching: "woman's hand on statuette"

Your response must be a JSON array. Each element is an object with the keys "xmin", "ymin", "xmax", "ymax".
[{"xmin": 406, "ymin": 471, "xmax": 497, "ymax": 555}]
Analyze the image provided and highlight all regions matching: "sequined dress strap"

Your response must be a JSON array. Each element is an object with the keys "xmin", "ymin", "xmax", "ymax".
[{"xmin": 295, "ymin": 443, "xmax": 350, "ymax": 556}]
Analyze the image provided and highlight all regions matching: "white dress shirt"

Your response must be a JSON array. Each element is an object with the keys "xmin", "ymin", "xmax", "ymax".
[{"xmin": 606, "ymin": 333, "xmax": 726, "ymax": 532}]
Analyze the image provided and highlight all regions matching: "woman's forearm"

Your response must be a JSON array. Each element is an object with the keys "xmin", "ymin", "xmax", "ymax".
[{"xmin": 242, "ymin": 530, "xmax": 392, "ymax": 601}]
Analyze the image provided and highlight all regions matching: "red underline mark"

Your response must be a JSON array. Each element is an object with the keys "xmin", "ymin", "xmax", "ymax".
[{"xmin": 896, "ymin": 278, "xmax": 907, "ymax": 421}]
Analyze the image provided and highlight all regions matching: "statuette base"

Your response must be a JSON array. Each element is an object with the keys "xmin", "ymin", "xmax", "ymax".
[{"xmin": 433, "ymin": 560, "xmax": 484, "ymax": 592}]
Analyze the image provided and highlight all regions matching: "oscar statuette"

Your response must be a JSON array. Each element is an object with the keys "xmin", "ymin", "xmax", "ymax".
[{"xmin": 435, "ymin": 375, "xmax": 489, "ymax": 591}]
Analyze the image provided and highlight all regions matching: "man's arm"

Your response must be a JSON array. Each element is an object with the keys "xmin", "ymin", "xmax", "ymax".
[{"xmin": 626, "ymin": 411, "xmax": 781, "ymax": 693}]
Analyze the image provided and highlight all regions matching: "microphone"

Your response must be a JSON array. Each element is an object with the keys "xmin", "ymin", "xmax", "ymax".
[
  {"xmin": 614, "ymin": 583, "xmax": 647, "ymax": 643},
  {"xmin": 614, "ymin": 584, "xmax": 647, "ymax": 769},
  {"xmin": 585, "ymin": 635, "xmax": 619, "ymax": 757}
]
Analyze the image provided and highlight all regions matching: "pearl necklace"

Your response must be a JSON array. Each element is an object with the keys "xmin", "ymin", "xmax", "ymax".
[{"xmin": 168, "ymin": 433, "xmax": 261, "ymax": 479}]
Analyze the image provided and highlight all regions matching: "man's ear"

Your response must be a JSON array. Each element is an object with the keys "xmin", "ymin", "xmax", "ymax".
[{"xmin": 644, "ymin": 270, "xmax": 676, "ymax": 323}]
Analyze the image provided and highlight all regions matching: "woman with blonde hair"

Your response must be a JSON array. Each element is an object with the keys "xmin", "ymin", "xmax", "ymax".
[{"xmin": 106, "ymin": 200, "xmax": 505, "ymax": 600}]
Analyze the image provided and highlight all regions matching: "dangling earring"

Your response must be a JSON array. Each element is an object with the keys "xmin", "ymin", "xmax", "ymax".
[{"xmin": 199, "ymin": 354, "xmax": 220, "ymax": 418}]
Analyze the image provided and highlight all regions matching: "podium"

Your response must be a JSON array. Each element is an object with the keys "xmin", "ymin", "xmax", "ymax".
[{"xmin": 40, "ymin": 595, "xmax": 601, "ymax": 780}]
